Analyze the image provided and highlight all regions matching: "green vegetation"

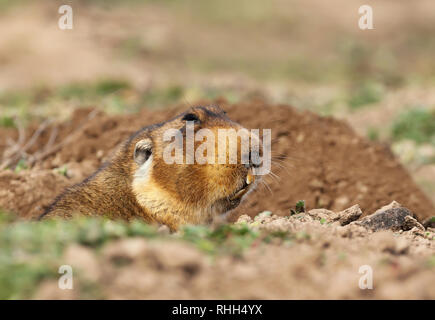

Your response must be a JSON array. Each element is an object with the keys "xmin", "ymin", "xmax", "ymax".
[
  {"xmin": 57, "ymin": 79, "xmax": 131, "ymax": 100},
  {"xmin": 14, "ymin": 159, "xmax": 28, "ymax": 173},
  {"xmin": 180, "ymin": 219, "xmax": 296, "ymax": 256},
  {"xmin": 56, "ymin": 166, "xmax": 69, "ymax": 177},
  {"xmin": 0, "ymin": 0, "xmax": 27, "ymax": 11},
  {"xmin": 181, "ymin": 224, "xmax": 259, "ymax": 256},
  {"xmin": 347, "ymin": 81, "xmax": 384, "ymax": 109},
  {"xmin": 367, "ymin": 127, "xmax": 380, "ymax": 142},
  {"xmin": 0, "ymin": 210, "xmax": 295, "ymax": 299},
  {"xmin": 391, "ymin": 108, "xmax": 435, "ymax": 144},
  {"xmin": 0, "ymin": 215, "xmax": 157, "ymax": 299},
  {"xmin": 290, "ymin": 200, "xmax": 306, "ymax": 215},
  {"xmin": 0, "ymin": 116, "xmax": 15, "ymax": 128},
  {"xmin": 0, "ymin": 81, "xmax": 249, "ymax": 123}
]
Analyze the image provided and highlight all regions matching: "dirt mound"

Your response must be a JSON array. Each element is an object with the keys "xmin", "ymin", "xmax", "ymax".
[
  {"xmin": 0, "ymin": 100, "xmax": 434, "ymax": 220},
  {"xmin": 0, "ymin": 169, "xmax": 69, "ymax": 219}
]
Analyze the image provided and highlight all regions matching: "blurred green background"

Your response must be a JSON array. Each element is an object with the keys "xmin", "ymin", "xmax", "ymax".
[{"xmin": 0, "ymin": 0, "xmax": 434, "ymax": 197}]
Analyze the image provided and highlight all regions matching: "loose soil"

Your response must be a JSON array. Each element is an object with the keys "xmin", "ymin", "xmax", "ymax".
[{"xmin": 34, "ymin": 210, "xmax": 435, "ymax": 299}]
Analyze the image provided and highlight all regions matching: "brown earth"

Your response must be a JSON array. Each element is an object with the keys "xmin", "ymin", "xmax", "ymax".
[
  {"xmin": 34, "ymin": 210, "xmax": 435, "ymax": 299},
  {"xmin": 0, "ymin": 100, "xmax": 434, "ymax": 221}
]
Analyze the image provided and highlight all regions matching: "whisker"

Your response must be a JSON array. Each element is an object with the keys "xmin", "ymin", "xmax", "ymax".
[
  {"xmin": 271, "ymin": 160, "xmax": 292, "ymax": 174},
  {"xmin": 268, "ymin": 170, "xmax": 281, "ymax": 181},
  {"xmin": 260, "ymin": 179, "xmax": 273, "ymax": 195}
]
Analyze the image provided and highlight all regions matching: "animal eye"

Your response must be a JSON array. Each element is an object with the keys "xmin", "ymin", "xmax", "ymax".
[
  {"xmin": 182, "ymin": 113, "xmax": 199, "ymax": 122},
  {"xmin": 134, "ymin": 139, "xmax": 152, "ymax": 166}
]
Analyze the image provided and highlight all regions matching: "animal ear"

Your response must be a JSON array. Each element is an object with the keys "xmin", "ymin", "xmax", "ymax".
[{"xmin": 134, "ymin": 138, "xmax": 152, "ymax": 166}]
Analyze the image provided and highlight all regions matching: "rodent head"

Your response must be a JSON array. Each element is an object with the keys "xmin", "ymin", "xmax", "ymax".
[{"xmin": 127, "ymin": 106, "xmax": 263, "ymax": 228}]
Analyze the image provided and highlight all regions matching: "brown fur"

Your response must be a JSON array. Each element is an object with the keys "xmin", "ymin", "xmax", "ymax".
[{"xmin": 40, "ymin": 106, "xmax": 259, "ymax": 230}]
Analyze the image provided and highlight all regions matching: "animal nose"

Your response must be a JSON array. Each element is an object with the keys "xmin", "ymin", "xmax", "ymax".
[{"xmin": 244, "ymin": 151, "xmax": 261, "ymax": 169}]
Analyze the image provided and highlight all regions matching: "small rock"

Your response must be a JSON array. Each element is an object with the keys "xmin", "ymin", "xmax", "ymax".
[
  {"xmin": 158, "ymin": 225, "xmax": 170, "ymax": 235},
  {"xmin": 337, "ymin": 204, "xmax": 362, "ymax": 226},
  {"xmin": 254, "ymin": 211, "xmax": 273, "ymax": 223},
  {"xmin": 236, "ymin": 214, "xmax": 253, "ymax": 224},
  {"xmin": 298, "ymin": 214, "xmax": 314, "ymax": 223},
  {"xmin": 356, "ymin": 206, "xmax": 415, "ymax": 232},
  {"xmin": 307, "ymin": 208, "xmax": 338, "ymax": 222},
  {"xmin": 402, "ymin": 215, "xmax": 425, "ymax": 231},
  {"xmin": 373, "ymin": 201, "xmax": 402, "ymax": 215},
  {"xmin": 258, "ymin": 218, "xmax": 294, "ymax": 233},
  {"xmin": 409, "ymin": 227, "xmax": 425, "ymax": 237}
]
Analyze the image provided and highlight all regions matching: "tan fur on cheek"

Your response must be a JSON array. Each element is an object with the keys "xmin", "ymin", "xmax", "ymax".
[
  {"xmin": 132, "ymin": 174, "xmax": 214, "ymax": 229},
  {"xmin": 205, "ymin": 165, "xmax": 245, "ymax": 200}
]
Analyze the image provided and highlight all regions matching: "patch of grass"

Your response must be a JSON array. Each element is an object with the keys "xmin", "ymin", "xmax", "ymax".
[
  {"xmin": 0, "ymin": 0, "xmax": 28, "ymax": 11},
  {"xmin": 180, "ymin": 224, "xmax": 260, "ymax": 256},
  {"xmin": 0, "ymin": 116, "xmax": 15, "ymax": 128},
  {"xmin": 367, "ymin": 127, "xmax": 380, "ymax": 142},
  {"xmin": 391, "ymin": 108, "xmax": 435, "ymax": 144},
  {"xmin": 95, "ymin": 79, "xmax": 131, "ymax": 96},
  {"xmin": 0, "ymin": 217, "xmax": 159, "ymax": 299},
  {"xmin": 0, "ymin": 90, "xmax": 33, "ymax": 108},
  {"xmin": 14, "ymin": 159, "xmax": 28, "ymax": 173},
  {"xmin": 0, "ymin": 262, "xmax": 54, "ymax": 299},
  {"xmin": 348, "ymin": 81, "xmax": 384, "ymax": 109},
  {"xmin": 56, "ymin": 83, "xmax": 89, "ymax": 100},
  {"xmin": 0, "ymin": 215, "xmax": 294, "ymax": 298},
  {"xmin": 290, "ymin": 200, "xmax": 305, "ymax": 215},
  {"xmin": 0, "ymin": 210, "xmax": 16, "ymax": 224},
  {"xmin": 181, "ymin": 220, "xmax": 297, "ymax": 256},
  {"xmin": 0, "ymin": 79, "xmax": 138, "ymax": 120},
  {"xmin": 57, "ymin": 79, "xmax": 131, "ymax": 100},
  {"xmin": 56, "ymin": 166, "xmax": 68, "ymax": 177},
  {"xmin": 140, "ymin": 85, "xmax": 184, "ymax": 108}
]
